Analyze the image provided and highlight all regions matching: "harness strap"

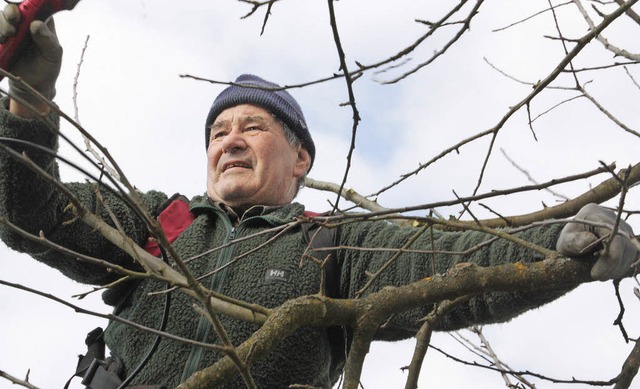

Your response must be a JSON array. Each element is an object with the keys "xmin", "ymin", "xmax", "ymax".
[
  {"xmin": 302, "ymin": 220, "xmax": 340, "ymax": 298},
  {"xmin": 301, "ymin": 218, "xmax": 350, "ymax": 385}
]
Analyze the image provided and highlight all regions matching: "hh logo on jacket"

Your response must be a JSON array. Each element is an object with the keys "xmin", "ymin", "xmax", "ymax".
[{"xmin": 265, "ymin": 268, "xmax": 291, "ymax": 284}]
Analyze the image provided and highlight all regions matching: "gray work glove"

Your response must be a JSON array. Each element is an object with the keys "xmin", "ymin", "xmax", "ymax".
[
  {"xmin": 556, "ymin": 203, "xmax": 639, "ymax": 281},
  {"xmin": 0, "ymin": 4, "xmax": 62, "ymax": 104}
]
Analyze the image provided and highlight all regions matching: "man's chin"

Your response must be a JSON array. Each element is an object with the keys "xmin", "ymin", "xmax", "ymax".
[{"xmin": 208, "ymin": 187, "xmax": 254, "ymax": 205}]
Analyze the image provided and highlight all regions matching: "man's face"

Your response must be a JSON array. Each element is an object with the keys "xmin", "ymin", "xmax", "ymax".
[{"xmin": 206, "ymin": 104, "xmax": 311, "ymax": 210}]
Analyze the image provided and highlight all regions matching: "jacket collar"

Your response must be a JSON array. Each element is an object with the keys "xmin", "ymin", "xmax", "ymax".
[{"xmin": 189, "ymin": 194, "xmax": 306, "ymax": 226}]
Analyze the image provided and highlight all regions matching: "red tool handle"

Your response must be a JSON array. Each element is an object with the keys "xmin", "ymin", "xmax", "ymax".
[{"xmin": 0, "ymin": 0, "xmax": 68, "ymax": 80}]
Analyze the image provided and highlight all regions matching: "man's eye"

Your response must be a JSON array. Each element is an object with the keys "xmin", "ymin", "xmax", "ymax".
[
  {"xmin": 245, "ymin": 126, "xmax": 263, "ymax": 132},
  {"xmin": 211, "ymin": 131, "xmax": 226, "ymax": 140}
]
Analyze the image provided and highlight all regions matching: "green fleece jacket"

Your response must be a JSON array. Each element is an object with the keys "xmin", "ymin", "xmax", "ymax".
[{"xmin": 0, "ymin": 100, "xmax": 568, "ymax": 388}]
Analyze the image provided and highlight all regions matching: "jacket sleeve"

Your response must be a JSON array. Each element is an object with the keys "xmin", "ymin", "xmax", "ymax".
[
  {"xmin": 337, "ymin": 217, "xmax": 569, "ymax": 338},
  {"xmin": 0, "ymin": 98, "xmax": 168, "ymax": 285}
]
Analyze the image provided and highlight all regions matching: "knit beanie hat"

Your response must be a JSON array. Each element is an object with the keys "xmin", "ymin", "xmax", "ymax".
[{"xmin": 204, "ymin": 74, "xmax": 315, "ymax": 170}]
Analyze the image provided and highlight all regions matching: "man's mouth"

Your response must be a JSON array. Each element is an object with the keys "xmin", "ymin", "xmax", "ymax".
[{"xmin": 222, "ymin": 161, "xmax": 251, "ymax": 173}]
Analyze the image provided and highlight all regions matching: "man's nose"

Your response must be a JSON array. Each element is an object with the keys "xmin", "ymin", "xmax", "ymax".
[{"xmin": 221, "ymin": 128, "xmax": 247, "ymax": 153}]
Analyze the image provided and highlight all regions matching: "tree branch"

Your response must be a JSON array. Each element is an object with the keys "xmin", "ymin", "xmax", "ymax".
[{"xmin": 179, "ymin": 255, "xmax": 593, "ymax": 388}]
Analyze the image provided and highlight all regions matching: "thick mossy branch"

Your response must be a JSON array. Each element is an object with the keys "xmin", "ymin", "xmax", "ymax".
[{"xmin": 179, "ymin": 256, "xmax": 592, "ymax": 388}]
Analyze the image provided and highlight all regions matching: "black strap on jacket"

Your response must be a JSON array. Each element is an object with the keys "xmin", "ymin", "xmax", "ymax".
[{"xmin": 302, "ymin": 222, "xmax": 351, "ymax": 386}]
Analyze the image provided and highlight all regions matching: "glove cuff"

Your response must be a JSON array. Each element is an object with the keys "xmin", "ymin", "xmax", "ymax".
[{"xmin": 8, "ymin": 80, "xmax": 56, "ymax": 105}]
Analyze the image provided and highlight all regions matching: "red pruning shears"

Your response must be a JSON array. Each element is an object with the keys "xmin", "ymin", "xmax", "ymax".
[{"xmin": 0, "ymin": 0, "xmax": 80, "ymax": 79}]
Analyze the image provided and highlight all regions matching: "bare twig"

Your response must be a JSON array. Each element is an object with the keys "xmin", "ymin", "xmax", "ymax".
[
  {"xmin": 625, "ymin": 66, "xmax": 640, "ymax": 89},
  {"xmin": 615, "ymin": 0, "xmax": 640, "ymax": 25},
  {"xmin": 573, "ymin": 0, "xmax": 640, "ymax": 61},
  {"xmin": 430, "ymin": 342, "xmax": 618, "ymax": 386},
  {"xmin": 471, "ymin": 326, "xmax": 537, "ymax": 388},
  {"xmin": 613, "ymin": 280, "xmax": 630, "ymax": 343},
  {"xmin": 500, "ymin": 148, "xmax": 568, "ymax": 200},
  {"xmin": 446, "ymin": 0, "xmax": 636, "ymax": 201},
  {"xmin": 0, "ymin": 279, "xmax": 226, "ymax": 352},
  {"xmin": 326, "ymin": 0, "xmax": 361, "ymax": 214},
  {"xmin": 238, "ymin": 0, "xmax": 280, "ymax": 21},
  {"xmin": 403, "ymin": 296, "xmax": 470, "ymax": 389},
  {"xmin": 0, "ymin": 370, "xmax": 39, "ymax": 389},
  {"xmin": 374, "ymin": 0, "xmax": 636, "ymax": 197},
  {"xmin": 72, "ymin": 35, "xmax": 122, "ymax": 181},
  {"xmin": 614, "ymin": 339, "xmax": 640, "ymax": 389},
  {"xmin": 578, "ymin": 85, "xmax": 640, "ymax": 139},
  {"xmin": 380, "ymin": 0, "xmax": 484, "ymax": 84},
  {"xmin": 182, "ymin": 1, "xmax": 475, "ymax": 92},
  {"xmin": 337, "ymin": 162, "xmax": 640, "ymax": 230},
  {"xmin": 492, "ymin": 1, "xmax": 573, "ymax": 32}
]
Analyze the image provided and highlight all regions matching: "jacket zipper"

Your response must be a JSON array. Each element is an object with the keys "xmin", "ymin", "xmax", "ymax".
[{"xmin": 180, "ymin": 213, "xmax": 238, "ymax": 382}]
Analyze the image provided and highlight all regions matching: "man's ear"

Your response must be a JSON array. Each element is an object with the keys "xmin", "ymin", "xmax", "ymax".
[{"xmin": 293, "ymin": 147, "xmax": 311, "ymax": 177}]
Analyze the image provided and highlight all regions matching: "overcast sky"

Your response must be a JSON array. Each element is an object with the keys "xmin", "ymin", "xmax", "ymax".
[{"xmin": 1, "ymin": 1, "xmax": 639, "ymax": 388}]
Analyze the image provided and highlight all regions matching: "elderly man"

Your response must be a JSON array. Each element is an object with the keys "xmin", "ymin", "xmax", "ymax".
[{"xmin": 0, "ymin": 7, "xmax": 637, "ymax": 389}]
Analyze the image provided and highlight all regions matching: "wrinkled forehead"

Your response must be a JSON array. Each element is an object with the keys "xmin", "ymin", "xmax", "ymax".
[{"xmin": 209, "ymin": 104, "xmax": 278, "ymax": 128}]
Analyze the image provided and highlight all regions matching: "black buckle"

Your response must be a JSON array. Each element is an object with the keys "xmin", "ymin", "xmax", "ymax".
[
  {"xmin": 81, "ymin": 359, "xmax": 103, "ymax": 386},
  {"xmin": 80, "ymin": 358, "xmax": 122, "ymax": 389}
]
